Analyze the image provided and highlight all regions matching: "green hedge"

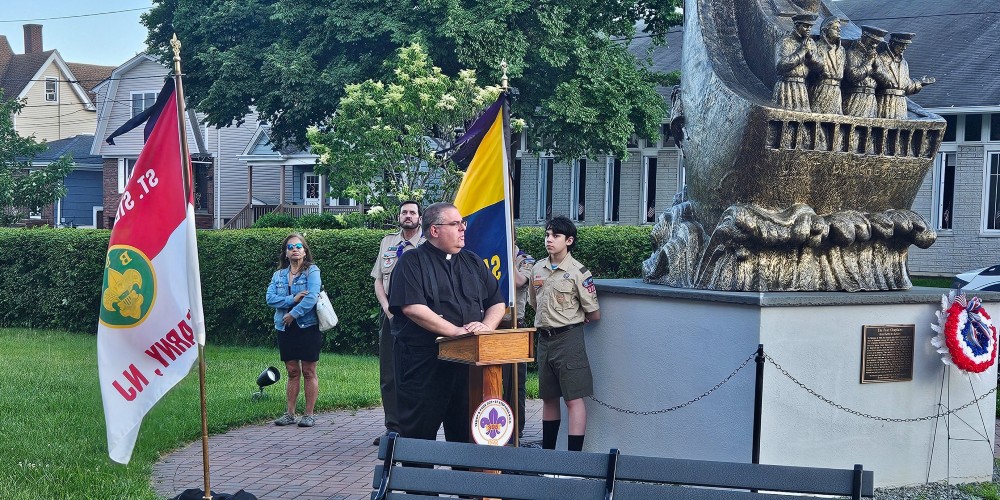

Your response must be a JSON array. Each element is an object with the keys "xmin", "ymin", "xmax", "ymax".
[
  {"xmin": 515, "ymin": 225, "xmax": 653, "ymax": 279},
  {"xmin": 0, "ymin": 225, "xmax": 651, "ymax": 354},
  {"xmin": 0, "ymin": 229, "xmax": 109, "ymax": 333}
]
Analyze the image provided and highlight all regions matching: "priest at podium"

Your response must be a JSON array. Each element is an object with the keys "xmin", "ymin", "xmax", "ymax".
[{"xmin": 388, "ymin": 202, "xmax": 506, "ymax": 443}]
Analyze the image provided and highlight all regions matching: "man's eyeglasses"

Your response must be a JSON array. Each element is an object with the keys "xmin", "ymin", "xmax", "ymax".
[
  {"xmin": 287, "ymin": 243, "xmax": 304, "ymax": 250},
  {"xmin": 433, "ymin": 220, "xmax": 468, "ymax": 229}
]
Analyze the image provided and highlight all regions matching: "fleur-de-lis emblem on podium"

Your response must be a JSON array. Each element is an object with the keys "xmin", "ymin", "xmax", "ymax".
[{"xmin": 479, "ymin": 408, "xmax": 507, "ymax": 439}]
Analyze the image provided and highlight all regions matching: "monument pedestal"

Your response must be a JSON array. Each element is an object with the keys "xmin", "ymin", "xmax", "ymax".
[{"xmin": 580, "ymin": 279, "xmax": 999, "ymax": 487}]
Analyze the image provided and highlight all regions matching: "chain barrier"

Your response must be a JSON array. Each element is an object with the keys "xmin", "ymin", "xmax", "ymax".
[
  {"xmin": 589, "ymin": 350, "xmax": 758, "ymax": 415},
  {"xmin": 764, "ymin": 352, "xmax": 998, "ymax": 422},
  {"xmin": 588, "ymin": 347, "xmax": 996, "ymax": 422}
]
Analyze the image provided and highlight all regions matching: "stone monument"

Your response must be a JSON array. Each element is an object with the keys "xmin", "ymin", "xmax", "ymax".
[
  {"xmin": 578, "ymin": 0, "xmax": 998, "ymax": 489},
  {"xmin": 643, "ymin": 0, "xmax": 945, "ymax": 292}
]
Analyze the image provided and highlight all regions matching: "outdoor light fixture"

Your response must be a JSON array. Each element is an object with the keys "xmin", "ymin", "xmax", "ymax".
[{"xmin": 252, "ymin": 366, "xmax": 281, "ymax": 400}]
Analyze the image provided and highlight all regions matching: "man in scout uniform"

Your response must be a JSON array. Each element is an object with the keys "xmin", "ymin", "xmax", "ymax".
[
  {"xmin": 370, "ymin": 200, "xmax": 423, "ymax": 445},
  {"xmin": 528, "ymin": 216, "xmax": 600, "ymax": 451}
]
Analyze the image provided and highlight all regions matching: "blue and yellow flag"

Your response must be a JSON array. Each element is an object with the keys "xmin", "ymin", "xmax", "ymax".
[{"xmin": 453, "ymin": 95, "xmax": 515, "ymax": 305}]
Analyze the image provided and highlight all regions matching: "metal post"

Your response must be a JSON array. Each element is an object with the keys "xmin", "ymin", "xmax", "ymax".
[{"xmin": 752, "ymin": 344, "xmax": 764, "ymax": 465}]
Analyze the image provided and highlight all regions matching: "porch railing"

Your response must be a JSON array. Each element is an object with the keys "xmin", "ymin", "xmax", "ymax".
[
  {"xmin": 275, "ymin": 204, "xmax": 361, "ymax": 218},
  {"xmin": 222, "ymin": 203, "xmax": 362, "ymax": 229},
  {"xmin": 222, "ymin": 204, "xmax": 278, "ymax": 230}
]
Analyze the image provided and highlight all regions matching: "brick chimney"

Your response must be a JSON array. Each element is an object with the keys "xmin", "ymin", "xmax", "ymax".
[{"xmin": 23, "ymin": 24, "xmax": 42, "ymax": 54}]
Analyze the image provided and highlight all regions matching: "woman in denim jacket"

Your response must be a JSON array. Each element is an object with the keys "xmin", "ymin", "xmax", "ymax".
[{"xmin": 266, "ymin": 233, "xmax": 323, "ymax": 427}]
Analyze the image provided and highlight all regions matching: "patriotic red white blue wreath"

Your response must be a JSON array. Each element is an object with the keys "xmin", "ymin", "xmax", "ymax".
[{"xmin": 930, "ymin": 291, "xmax": 997, "ymax": 375}]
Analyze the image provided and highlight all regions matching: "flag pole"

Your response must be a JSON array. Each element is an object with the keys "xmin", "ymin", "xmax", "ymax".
[
  {"xmin": 501, "ymin": 61, "xmax": 516, "ymax": 323},
  {"xmin": 500, "ymin": 60, "xmax": 521, "ymax": 447},
  {"xmin": 170, "ymin": 33, "xmax": 213, "ymax": 500}
]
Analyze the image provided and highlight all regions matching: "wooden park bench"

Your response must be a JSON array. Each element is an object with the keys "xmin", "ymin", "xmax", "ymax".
[{"xmin": 371, "ymin": 433, "xmax": 874, "ymax": 499}]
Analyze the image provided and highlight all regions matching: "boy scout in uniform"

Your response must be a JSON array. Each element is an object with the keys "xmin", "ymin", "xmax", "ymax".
[
  {"xmin": 370, "ymin": 200, "xmax": 423, "ymax": 445},
  {"xmin": 528, "ymin": 216, "xmax": 600, "ymax": 451}
]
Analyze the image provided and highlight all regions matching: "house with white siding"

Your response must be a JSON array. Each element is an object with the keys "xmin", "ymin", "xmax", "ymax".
[
  {"xmin": 91, "ymin": 53, "xmax": 358, "ymax": 229},
  {"xmin": 0, "ymin": 24, "xmax": 113, "ymax": 142},
  {"xmin": 222, "ymin": 125, "xmax": 359, "ymax": 229},
  {"xmin": 90, "ymin": 54, "xmax": 216, "ymax": 228},
  {"xmin": 0, "ymin": 24, "xmax": 114, "ymax": 227}
]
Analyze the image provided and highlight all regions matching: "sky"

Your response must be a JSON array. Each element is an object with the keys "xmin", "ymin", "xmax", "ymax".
[{"xmin": 0, "ymin": 1, "xmax": 153, "ymax": 67}]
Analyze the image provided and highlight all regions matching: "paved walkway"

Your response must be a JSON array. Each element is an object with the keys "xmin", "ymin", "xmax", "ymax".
[{"xmin": 153, "ymin": 400, "xmax": 543, "ymax": 499}]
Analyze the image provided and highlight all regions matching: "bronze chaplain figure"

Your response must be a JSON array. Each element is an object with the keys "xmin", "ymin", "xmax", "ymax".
[
  {"xmin": 772, "ymin": 13, "xmax": 817, "ymax": 112},
  {"xmin": 807, "ymin": 16, "xmax": 846, "ymax": 115},
  {"xmin": 842, "ymin": 25, "xmax": 888, "ymax": 118},
  {"xmin": 873, "ymin": 32, "xmax": 935, "ymax": 120}
]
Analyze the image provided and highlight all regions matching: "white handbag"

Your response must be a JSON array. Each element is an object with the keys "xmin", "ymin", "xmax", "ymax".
[{"xmin": 315, "ymin": 289, "xmax": 338, "ymax": 331}]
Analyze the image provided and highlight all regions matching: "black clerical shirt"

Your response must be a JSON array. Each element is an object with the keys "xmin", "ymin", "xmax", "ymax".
[{"xmin": 388, "ymin": 243, "xmax": 503, "ymax": 346}]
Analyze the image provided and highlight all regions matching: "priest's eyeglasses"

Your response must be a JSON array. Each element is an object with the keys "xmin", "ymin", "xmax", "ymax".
[{"xmin": 433, "ymin": 220, "xmax": 468, "ymax": 229}]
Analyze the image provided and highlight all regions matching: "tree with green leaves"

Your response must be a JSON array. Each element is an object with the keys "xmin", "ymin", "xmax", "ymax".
[
  {"xmin": 143, "ymin": 0, "xmax": 682, "ymax": 160},
  {"xmin": 0, "ymin": 92, "xmax": 73, "ymax": 227},
  {"xmin": 307, "ymin": 43, "xmax": 502, "ymax": 207}
]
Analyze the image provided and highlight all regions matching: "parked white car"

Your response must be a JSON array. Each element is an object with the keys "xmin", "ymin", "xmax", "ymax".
[{"xmin": 952, "ymin": 265, "xmax": 1000, "ymax": 292}]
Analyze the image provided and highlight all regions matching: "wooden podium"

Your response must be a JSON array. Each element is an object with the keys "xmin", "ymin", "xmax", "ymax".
[{"xmin": 437, "ymin": 328, "xmax": 535, "ymax": 444}]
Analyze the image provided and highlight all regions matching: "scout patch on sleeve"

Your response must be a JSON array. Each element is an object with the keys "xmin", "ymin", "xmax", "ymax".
[
  {"xmin": 583, "ymin": 276, "xmax": 596, "ymax": 294},
  {"xmin": 533, "ymin": 277, "xmax": 545, "ymax": 290},
  {"xmin": 383, "ymin": 258, "xmax": 394, "ymax": 268},
  {"xmin": 579, "ymin": 266, "xmax": 589, "ymax": 274}
]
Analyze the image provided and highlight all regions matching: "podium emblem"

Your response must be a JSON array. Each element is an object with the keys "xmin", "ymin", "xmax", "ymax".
[{"xmin": 472, "ymin": 398, "xmax": 514, "ymax": 446}]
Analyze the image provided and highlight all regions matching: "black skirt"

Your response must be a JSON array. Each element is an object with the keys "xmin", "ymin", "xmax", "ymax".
[{"xmin": 276, "ymin": 322, "xmax": 323, "ymax": 362}]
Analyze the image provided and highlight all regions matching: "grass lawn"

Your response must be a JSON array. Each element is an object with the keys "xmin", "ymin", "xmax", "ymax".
[
  {"xmin": 912, "ymin": 276, "xmax": 954, "ymax": 288},
  {"xmin": 0, "ymin": 328, "xmax": 385, "ymax": 499}
]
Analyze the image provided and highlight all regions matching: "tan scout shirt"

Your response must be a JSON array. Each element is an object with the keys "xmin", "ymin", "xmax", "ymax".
[
  {"xmin": 370, "ymin": 230, "xmax": 424, "ymax": 293},
  {"xmin": 528, "ymin": 252, "xmax": 599, "ymax": 328}
]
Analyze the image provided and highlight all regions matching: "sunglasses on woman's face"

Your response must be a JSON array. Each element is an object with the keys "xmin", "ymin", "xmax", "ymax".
[{"xmin": 287, "ymin": 243, "xmax": 304, "ymax": 250}]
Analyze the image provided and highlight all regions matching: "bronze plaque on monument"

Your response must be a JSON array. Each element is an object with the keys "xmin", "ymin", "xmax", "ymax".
[{"xmin": 860, "ymin": 325, "xmax": 915, "ymax": 383}]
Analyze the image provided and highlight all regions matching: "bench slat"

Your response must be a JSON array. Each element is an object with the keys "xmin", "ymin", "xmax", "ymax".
[
  {"xmin": 379, "ymin": 438, "xmax": 609, "ymax": 477},
  {"xmin": 380, "ymin": 465, "xmax": 605, "ymax": 499},
  {"xmin": 614, "ymin": 482, "xmax": 860, "ymax": 500},
  {"xmin": 615, "ymin": 455, "xmax": 875, "ymax": 496}
]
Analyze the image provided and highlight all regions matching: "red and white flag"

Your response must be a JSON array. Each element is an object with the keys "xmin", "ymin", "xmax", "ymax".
[{"xmin": 98, "ymin": 79, "xmax": 206, "ymax": 464}]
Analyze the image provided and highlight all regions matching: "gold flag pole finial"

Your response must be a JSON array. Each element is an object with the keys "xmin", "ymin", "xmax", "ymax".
[
  {"xmin": 170, "ymin": 33, "xmax": 181, "ymax": 62},
  {"xmin": 500, "ymin": 60, "xmax": 508, "ymax": 91}
]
